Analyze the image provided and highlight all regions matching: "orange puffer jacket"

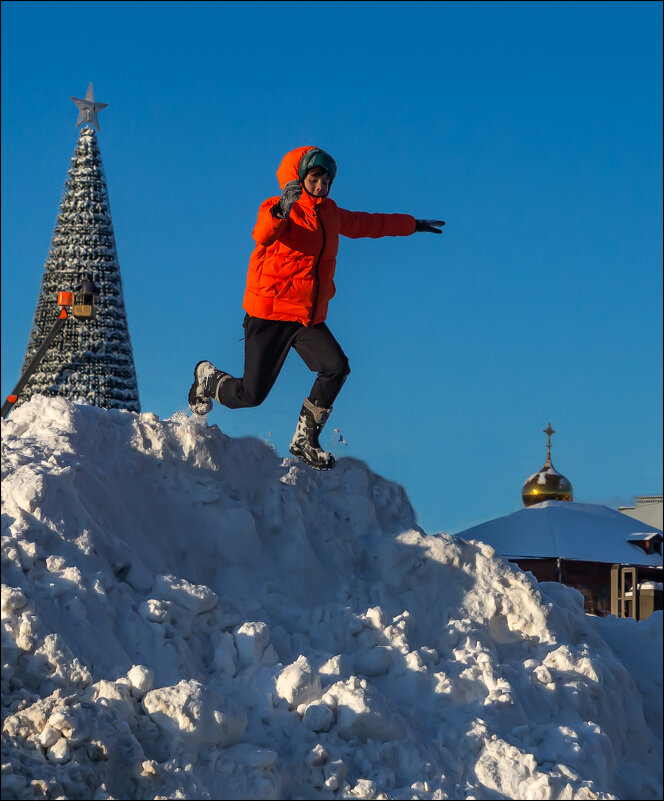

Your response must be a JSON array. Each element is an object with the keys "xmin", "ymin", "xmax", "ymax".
[{"xmin": 243, "ymin": 146, "xmax": 416, "ymax": 326}]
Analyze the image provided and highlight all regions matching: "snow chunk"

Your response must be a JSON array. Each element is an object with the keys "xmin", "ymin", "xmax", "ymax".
[
  {"xmin": 37, "ymin": 725, "xmax": 61, "ymax": 748},
  {"xmin": 91, "ymin": 679, "xmax": 135, "ymax": 721},
  {"xmin": 302, "ymin": 702, "xmax": 334, "ymax": 732},
  {"xmin": 153, "ymin": 574, "xmax": 218, "ymax": 613},
  {"xmin": 322, "ymin": 676, "xmax": 406, "ymax": 742},
  {"xmin": 127, "ymin": 664, "xmax": 154, "ymax": 698},
  {"xmin": 46, "ymin": 738, "xmax": 69, "ymax": 763},
  {"xmin": 356, "ymin": 645, "xmax": 394, "ymax": 676},
  {"xmin": 234, "ymin": 620, "xmax": 270, "ymax": 664},
  {"xmin": 275, "ymin": 655, "xmax": 321, "ymax": 708},
  {"xmin": 212, "ymin": 631, "xmax": 238, "ymax": 676},
  {"xmin": 142, "ymin": 679, "xmax": 246, "ymax": 747},
  {"xmin": 1, "ymin": 585, "xmax": 27, "ymax": 614}
]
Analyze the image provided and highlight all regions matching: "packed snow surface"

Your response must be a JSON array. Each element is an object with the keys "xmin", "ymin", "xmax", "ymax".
[{"xmin": 2, "ymin": 396, "xmax": 662, "ymax": 800}]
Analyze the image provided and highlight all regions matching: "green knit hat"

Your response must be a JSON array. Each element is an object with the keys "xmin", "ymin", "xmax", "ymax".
[{"xmin": 298, "ymin": 148, "xmax": 337, "ymax": 183}]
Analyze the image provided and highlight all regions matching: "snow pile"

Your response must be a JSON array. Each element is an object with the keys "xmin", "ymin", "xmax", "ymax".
[{"xmin": 2, "ymin": 396, "xmax": 662, "ymax": 800}]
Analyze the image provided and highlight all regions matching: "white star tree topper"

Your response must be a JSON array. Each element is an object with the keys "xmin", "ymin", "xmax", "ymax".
[{"xmin": 70, "ymin": 83, "xmax": 108, "ymax": 132}]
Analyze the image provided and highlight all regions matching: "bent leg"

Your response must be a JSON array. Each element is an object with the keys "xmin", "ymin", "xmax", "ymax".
[
  {"xmin": 292, "ymin": 323, "xmax": 350, "ymax": 409},
  {"xmin": 218, "ymin": 316, "xmax": 299, "ymax": 409}
]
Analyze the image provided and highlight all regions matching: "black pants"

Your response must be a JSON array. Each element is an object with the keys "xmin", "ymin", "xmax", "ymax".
[{"xmin": 217, "ymin": 315, "xmax": 350, "ymax": 410}]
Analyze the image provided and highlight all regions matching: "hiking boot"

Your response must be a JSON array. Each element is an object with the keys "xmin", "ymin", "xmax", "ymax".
[
  {"xmin": 188, "ymin": 360, "xmax": 227, "ymax": 415},
  {"xmin": 289, "ymin": 397, "xmax": 335, "ymax": 470}
]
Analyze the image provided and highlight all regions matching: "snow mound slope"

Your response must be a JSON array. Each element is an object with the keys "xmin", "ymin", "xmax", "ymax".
[{"xmin": 2, "ymin": 396, "xmax": 662, "ymax": 800}]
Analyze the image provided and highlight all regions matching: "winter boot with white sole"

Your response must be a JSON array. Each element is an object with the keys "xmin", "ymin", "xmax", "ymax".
[
  {"xmin": 188, "ymin": 360, "xmax": 229, "ymax": 415},
  {"xmin": 289, "ymin": 397, "xmax": 335, "ymax": 470}
]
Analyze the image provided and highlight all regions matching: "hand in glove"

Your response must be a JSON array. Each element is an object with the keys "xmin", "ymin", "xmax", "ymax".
[
  {"xmin": 415, "ymin": 219, "xmax": 446, "ymax": 234},
  {"xmin": 272, "ymin": 180, "xmax": 303, "ymax": 219}
]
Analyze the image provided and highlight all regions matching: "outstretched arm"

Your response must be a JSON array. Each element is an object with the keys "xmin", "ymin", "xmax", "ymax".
[
  {"xmin": 338, "ymin": 208, "xmax": 445, "ymax": 238},
  {"xmin": 338, "ymin": 208, "xmax": 417, "ymax": 239}
]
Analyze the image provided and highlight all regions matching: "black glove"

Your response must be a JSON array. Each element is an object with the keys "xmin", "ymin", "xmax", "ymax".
[
  {"xmin": 271, "ymin": 180, "xmax": 303, "ymax": 219},
  {"xmin": 415, "ymin": 219, "xmax": 446, "ymax": 234}
]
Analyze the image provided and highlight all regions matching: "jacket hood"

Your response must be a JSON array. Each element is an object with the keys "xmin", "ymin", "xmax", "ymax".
[
  {"xmin": 276, "ymin": 146, "xmax": 317, "ymax": 189},
  {"xmin": 276, "ymin": 146, "xmax": 336, "ymax": 201}
]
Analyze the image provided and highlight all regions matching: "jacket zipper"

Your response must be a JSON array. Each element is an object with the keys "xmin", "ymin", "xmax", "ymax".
[{"xmin": 310, "ymin": 205, "xmax": 326, "ymax": 326}]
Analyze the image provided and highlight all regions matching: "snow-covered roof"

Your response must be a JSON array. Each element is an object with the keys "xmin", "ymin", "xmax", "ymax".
[
  {"xmin": 628, "ymin": 532, "xmax": 663, "ymax": 543},
  {"xmin": 455, "ymin": 500, "xmax": 663, "ymax": 566}
]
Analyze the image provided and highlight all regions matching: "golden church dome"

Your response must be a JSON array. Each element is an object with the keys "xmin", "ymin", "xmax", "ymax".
[{"xmin": 522, "ymin": 423, "xmax": 573, "ymax": 507}]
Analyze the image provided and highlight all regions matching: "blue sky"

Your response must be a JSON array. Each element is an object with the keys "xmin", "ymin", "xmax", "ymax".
[{"xmin": 2, "ymin": 0, "xmax": 662, "ymax": 535}]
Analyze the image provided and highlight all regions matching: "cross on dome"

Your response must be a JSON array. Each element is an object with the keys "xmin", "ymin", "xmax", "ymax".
[{"xmin": 543, "ymin": 422, "xmax": 556, "ymax": 459}]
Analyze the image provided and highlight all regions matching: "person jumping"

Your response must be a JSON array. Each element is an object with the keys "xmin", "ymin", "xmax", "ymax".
[{"xmin": 189, "ymin": 145, "xmax": 444, "ymax": 471}]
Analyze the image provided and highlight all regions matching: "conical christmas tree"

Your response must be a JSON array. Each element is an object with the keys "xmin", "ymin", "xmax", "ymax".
[{"xmin": 17, "ymin": 92, "xmax": 140, "ymax": 412}]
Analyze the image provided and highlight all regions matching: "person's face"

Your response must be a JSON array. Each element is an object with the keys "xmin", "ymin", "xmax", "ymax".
[{"xmin": 303, "ymin": 167, "xmax": 331, "ymax": 197}]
